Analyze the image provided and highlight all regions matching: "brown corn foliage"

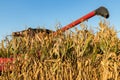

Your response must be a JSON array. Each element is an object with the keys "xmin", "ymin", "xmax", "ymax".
[{"xmin": 0, "ymin": 20, "xmax": 120, "ymax": 80}]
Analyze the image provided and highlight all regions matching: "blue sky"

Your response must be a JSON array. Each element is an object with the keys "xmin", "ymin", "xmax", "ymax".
[{"xmin": 0, "ymin": 0, "xmax": 120, "ymax": 40}]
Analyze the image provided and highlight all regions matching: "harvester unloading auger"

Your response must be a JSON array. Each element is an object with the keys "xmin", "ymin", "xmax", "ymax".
[{"xmin": 0, "ymin": 6, "xmax": 109, "ymax": 71}]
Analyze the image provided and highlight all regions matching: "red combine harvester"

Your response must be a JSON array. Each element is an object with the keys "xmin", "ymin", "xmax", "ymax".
[{"xmin": 0, "ymin": 6, "xmax": 109, "ymax": 71}]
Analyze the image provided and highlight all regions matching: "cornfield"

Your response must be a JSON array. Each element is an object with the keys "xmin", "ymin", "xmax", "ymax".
[{"xmin": 0, "ymin": 21, "xmax": 120, "ymax": 80}]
